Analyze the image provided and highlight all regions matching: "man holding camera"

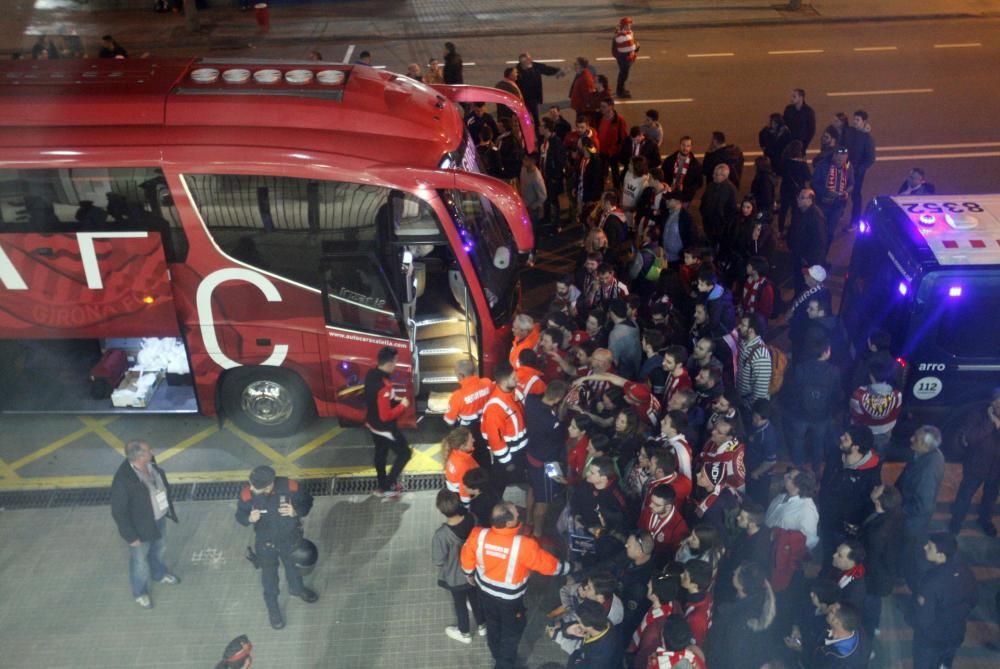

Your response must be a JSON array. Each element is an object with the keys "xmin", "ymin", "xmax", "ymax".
[{"xmin": 236, "ymin": 465, "xmax": 318, "ymax": 630}]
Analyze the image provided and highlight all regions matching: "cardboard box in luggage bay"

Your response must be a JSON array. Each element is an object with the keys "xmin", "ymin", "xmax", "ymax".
[{"xmin": 111, "ymin": 370, "xmax": 165, "ymax": 408}]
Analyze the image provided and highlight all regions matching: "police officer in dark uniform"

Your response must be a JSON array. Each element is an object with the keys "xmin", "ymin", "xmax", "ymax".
[{"xmin": 236, "ymin": 465, "xmax": 318, "ymax": 629}]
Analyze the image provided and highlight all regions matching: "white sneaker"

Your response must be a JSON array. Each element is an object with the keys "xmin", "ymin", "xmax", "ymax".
[
  {"xmin": 478, "ymin": 624, "xmax": 487, "ymax": 637},
  {"xmin": 157, "ymin": 573, "xmax": 180, "ymax": 585},
  {"xmin": 135, "ymin": 594, "xmax": 152, "ymax": 609},
  {"xmin": 445, "ymin": 626, "xmax": 471, "ymax": 644}
]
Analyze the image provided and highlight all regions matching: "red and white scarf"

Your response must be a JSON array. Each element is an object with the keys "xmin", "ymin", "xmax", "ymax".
[
  {"xmin": 739, "ymin": 277, "xmax": 766, "ymax": 317},
  {"xmin": 671, "ymin": 153, "xmax": 691, "ymax": 191},
  {"xmin": 628, "ymin": 602, "xmax": 672, "ymax": 651},
  {"xmin": 838, "ymin": 564, "xmax": 866, "ymax": 590}
]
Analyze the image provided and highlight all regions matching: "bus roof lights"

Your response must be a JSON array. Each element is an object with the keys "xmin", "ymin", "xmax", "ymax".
[
  {"xmin": 918, "ymin": 213, "xmax": 936, "ymax": 225},
  {"xmin": 948, "ymin": 285, "xmax": 963, "ymax": 297}
]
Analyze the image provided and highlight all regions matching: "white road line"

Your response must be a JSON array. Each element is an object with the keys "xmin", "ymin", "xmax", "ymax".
[
  {"xmin": 616, "ymin": 98, "xmax": 694, "ymax": 104},
  {"xmin": 504, "ymin": 59, "xmax": 565, "ymax": 64},
  {"xmin": 853, "ymin": 46, "xmax": 898, "ymax": 52},
  {"xmin": 465, "ymin": 62, "xmax": 477, "ymax": 66},
  {"xmin": 596, "ymin": 56, "xmax": 651, "ymax": 61},
  {"xmin": 342, "ymin": 44, "xmax": 355, "ymax": 64},
  {"xmin": 826, "ymin": 88, "xmax": 933, "ymax": 96},
  {"xmin": 768, "ymin": 49, "xmax": 825, "ymax": 55},
  {"xmin": 877, "ymin": 151, "xmax": 1000, "ymax": 161},
  {"xmin": 687, "ymin": 52, "xmax": 735, "ymax": 58},
  {"xmin": 933, "ymin": 43, "xmax": 982, "ymax": 49},
  {"xmin": 743, "ymin": 141, "xmax": 1000, "ymax": 158}
]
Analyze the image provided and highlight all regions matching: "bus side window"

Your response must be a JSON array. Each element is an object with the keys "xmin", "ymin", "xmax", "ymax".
[{"xmin": 0, "ymin": 167, "xmax": 188, "ymax": 262}]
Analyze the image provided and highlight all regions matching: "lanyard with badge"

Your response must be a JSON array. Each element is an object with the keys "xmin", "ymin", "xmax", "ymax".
[{"xmin": 148, "ymin": 466, "xmax": 169, "ymax": 515}]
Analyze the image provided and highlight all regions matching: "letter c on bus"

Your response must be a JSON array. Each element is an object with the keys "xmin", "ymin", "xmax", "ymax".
[{"xmin": 196, "ymin": 268, "xmax": 288, "ymax": 370}]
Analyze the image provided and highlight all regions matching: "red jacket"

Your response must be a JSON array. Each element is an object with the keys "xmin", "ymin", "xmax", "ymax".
[
  {"xmin": 684, "ymin": 593, "xmax": 713, "ymax": 646},
  {"xmin": 644, "ymin": 507, "xmax": 689, "ymax": 557},
  {"xmin": 770, "ymin": 527, "xmax": 808, "ymax": 592},
  {"xmin": 569, "ymin": 69, "xmax": 597, "ymax": 115},
  {"xmin": 598, "ymin": 111, "xmax": 629, "ymax": 159}
]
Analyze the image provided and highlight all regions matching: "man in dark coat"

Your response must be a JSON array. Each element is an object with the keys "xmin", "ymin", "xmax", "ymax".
[
  {"xmin": 566, "ymin": 599, "xmax": 625, "ymax": 667},
  {"xmin": 841, "ymin": 110, "xmax": 876, "ymax": 228},
  {"xmin": 702, "ymin": 131, "xmax": 745, "ymax": 189},
  {"xmin": 539, "ymin": 118, "xmax": 568, "ymax": 230},
  {"xmin": 662, "ymin": 136, "xmax": 703, "ymax": 204},
  {"xmin": 948, "ymin": 389, "xmax": 1000, "ymax": 536},
  {"xmin": 443, "ymin": 42, "xmax": 463, "ymax": 84},
  {"xmin": 783, "ymin": 88, "xmax": 817, "ymax": 150},
  {"xmin": 819, "ymin": 426, "xmax": 882, "ymax": 556},
  {"xmin": 861, "ymin": 484, "xmax": 904, "ymax": 636},
  {"xmin": 787, "ymin": 187, "xmax": 827, "ymax": 270},
  {"xmin": 810, "ymin": 603, "xmax": 869, "ymax": 669},
  {"xmin": 516, "ymin": 52, "xmax": 563, "ymax": 131},
  {"xmin": 909, "ymin": 533, "xmax": 978, "ymax": 669},
  {"xmin": 699, "ymin": 163, "xmax": 740, "ymax": 247},
  {"xmin": 110, "ymin": 439, "xmax": 180, "ymax": 609},
  {"xmin": 896, "ymin": 426, "xmax": 945, "ymax": 589}
]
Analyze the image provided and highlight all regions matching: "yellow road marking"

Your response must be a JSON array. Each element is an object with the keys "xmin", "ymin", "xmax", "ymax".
[
  {"xmin": 224, "ymin": 421, "xmax": 302, "ymax": 474},
  {"xmin": 155, "ymin": 425, "xmax": 221, "ymax": 463},
  {"xmin": 286, "ymin": 426, "xmax": 344, "ymax": 463},
  {"xmin": 79, "ymin": 416, "xmax": 125, "ymax": 456},
  {"xmin": 7, "ymin": 417, "xmax": 116, "ymax": 471},
  {"xmin": 407, "ymin": 443, "xmax": 443, "ymax": 472},
  {"xmin": 0, "ymin": 455, "xmax": 22, "ymax": 481}
]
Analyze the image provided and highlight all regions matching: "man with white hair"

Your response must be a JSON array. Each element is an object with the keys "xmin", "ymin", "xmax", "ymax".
[
  {"xmin": 509, "ymin": 313, "xmax": 540, "ymax": 368},
  {"xmin": 896, "ymin": 425, "xmax": 945, "ymax": 588},
  {"xmin": 110, "ymin": 439, "xmax": 180, "ymax": 609}
]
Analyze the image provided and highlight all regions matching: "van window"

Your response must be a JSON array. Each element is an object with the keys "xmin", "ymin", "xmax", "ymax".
[
  {"xmin": 935, "ymin": 288, "xmax": 1000, "ymax": 358},
  {"xmin": 0, "ymin": 167, "xmax": 187, "ymax": 261},
  {"xmin": 185, "ymin": 174, "xmax": 437, "ymax": 290}
]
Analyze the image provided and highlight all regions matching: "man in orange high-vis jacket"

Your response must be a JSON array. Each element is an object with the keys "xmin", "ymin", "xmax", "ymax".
[
  {"xmin": 444, "ymin": 358, "xmax": 494, "ymax": 467},
  {"xmin": 481, "ymin": 362, "xmax": 528, "ymax": 494},
  {"xmin": 510, "ymin": 313, "xmax": 540, "ymax": 368},
  {"xmin": 462, "ymin": 501, "xmax": 571, "ymax": 668}
]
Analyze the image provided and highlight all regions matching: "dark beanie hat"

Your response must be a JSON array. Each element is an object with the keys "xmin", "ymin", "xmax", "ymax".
[{"xmin": 249, "ymin": 465, "xmax": 276, "ymax": 488}]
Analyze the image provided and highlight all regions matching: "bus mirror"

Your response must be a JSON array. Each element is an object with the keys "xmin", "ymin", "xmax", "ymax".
[{"xmin": 493, "ymin": 246, "xmax": 511, "ymax": 269}]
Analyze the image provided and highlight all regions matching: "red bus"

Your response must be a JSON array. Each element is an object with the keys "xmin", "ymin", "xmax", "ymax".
[{"xmin": 0, "ymin": 58, "xmax": 535, "ymax": 436}]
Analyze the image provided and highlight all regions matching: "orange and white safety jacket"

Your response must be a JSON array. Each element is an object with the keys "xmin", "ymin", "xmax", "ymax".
[
  {"xmin": 445, "ymin": 448, "xmax": 479, "ymax": 504},
  {"xmin": 460, "ymin": 525, "xmax": 570, "ymax": 600},
  {"xmin": 481, "ymin": 387, "xmax": 528, "ymax": 464},
  {"xmin": 444, "ymin": 375, "xmax": 494, "ymax": 427},
  {"xmin": 514, "ymin": 365, "xmax": 547, "ymax": 403},
  {"xmin": 613, "ymin": 27, "xmax": 638, "ymax": 61},
  {"xmin": 509, "ymin": 323, "xmax": 540, "ymax": 368}
]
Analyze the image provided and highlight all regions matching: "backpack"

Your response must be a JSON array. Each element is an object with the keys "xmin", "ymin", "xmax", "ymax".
[
  {"xmin": 643, "ymin": 250, "xmax": 665, "ymax": 283},
  {"xmin": 767, "ymin": 344, "xmax": 788, "ymax": 396}
]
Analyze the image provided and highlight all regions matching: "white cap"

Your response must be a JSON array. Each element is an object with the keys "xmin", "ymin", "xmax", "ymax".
[{"xmin": 806, "ymin": 265, "xmax": 827, "ymax": 282}]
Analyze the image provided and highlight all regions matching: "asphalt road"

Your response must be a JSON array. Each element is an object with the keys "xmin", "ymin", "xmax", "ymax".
[{"xmin": 3, "ymin": 16, "xmax": 1000, "ymax": 464}]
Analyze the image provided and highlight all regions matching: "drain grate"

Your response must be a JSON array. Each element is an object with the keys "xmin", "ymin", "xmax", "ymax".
[{"xmin": 0, "ymin": 474, "xmax": 445, "ymax": 511}]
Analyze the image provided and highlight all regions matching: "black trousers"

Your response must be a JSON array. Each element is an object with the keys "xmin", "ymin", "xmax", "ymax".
[
  {"xmin": 450, "ymin": 585, "xmax": 485, "ymax": 634},
  {"xmin": 480, "ymin": 592, "xmax": 526, "ymax": 669},
  {"xmin": 615, "ymin": 54, "xmax": 633, "ymax": 94},
  {"xmin": 372, "ymin": 429, "xmax": 411, "ymax": 489},
  {"xmin": 257, "ymin": 541, "xmax": 305, "ymax": 611}
]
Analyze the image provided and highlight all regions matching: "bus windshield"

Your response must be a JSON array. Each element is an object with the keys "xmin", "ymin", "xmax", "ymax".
[
  {"xmin": 440, "ymin": 130, "xmax": 480, "ymax": 174},
  {"xmin": 440, "ymin": 189, "xmax": 518, "ymax": 326}
]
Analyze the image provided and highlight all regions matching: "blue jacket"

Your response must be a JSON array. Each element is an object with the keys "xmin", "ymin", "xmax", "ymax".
[
  {"xmin": 524, "ymin": 395, "xmax": 566, "ymax": 464},
  {"xmin": 746, "ymin": 419, "xmax": 780, "ymax": 473},
  {"xmin": 567, "ymin": 625, "xmax": 624, "ymax": 668}
]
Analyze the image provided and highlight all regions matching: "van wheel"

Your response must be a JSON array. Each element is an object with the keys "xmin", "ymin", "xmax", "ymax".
[{"xmin": 220, "ymin": 367, "xmax": 314, "ymax": 438}]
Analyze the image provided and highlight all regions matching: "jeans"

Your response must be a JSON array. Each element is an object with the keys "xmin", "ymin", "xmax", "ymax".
[
  {"xmin": 450, "ymin": 586, "xmax": 484, "ymax": 634},
  {"xmin": 480, "ymin": 593, "xmax": 527, "ymax": 669},
  {"xmin": 372, "ymin": 429, "xmax": 411, "ymax": 490},
  {"xmin": 949, "ymin": 470, "xmax": 999, "ymax": 530},
  {"xmin": 129, "ymin": 516, "xmax": 168, "ymax": 597},
  {"xmin": 862, "ymin": 592, "xmax": 883, "ymax": 636},
  {"xmin": 850, "ymin": 170, "xmax": 867, "ymax": 226},
  {"xmin": 821, "ymin": 201, "xmax": 846, "ymax": 252},
  {"xmin": 543, "ymin": 181, "xmax": 562, "ymax": 228},
  {"xmin": 912, "ymin": 638, "xmax": 962, "ymax": 669},
  {"xmin": 783, "ymin": 415, "xmax": 833, "ymax": 468}
]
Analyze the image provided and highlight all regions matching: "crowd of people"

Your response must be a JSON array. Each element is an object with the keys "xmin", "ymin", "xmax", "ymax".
[{"xmin": 418, "ymin": 40, "xmax": 989, "ymax": 669}]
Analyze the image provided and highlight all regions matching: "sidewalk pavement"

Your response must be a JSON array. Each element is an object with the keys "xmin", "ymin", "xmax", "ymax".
[
  {"xmin": 1, "ymin": 487, "xmax": 997, "ymax": 668},
  {"xmin": 7, "ymin": 1, "xmax": 1000, "ymax": 59}
]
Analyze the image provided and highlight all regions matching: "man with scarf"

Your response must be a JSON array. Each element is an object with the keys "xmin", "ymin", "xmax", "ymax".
[
  {"xmin": 691, "ymin": 461, "xmax": 740, "ymax": 537},
  {"xmin": 662, "ymin": 136, "xmax": 703, "ymax": 204},
  {"xmin": 641, "ymin": 483, "xmax": 689, "ymax": 566},
  {"xmin": 827, "ymin": 540, "xmax": 868, "ymax": 611},
  {"xmin": 627, "ymin": 576, "xmax": 680, "ymax": 669},
  {"xmin": 819, "ymin": 426, "xmax": 882, "ymax": 556},
  {"xmin": 811, "ymin": 146, "xmax": 854, "ymax": 251}
]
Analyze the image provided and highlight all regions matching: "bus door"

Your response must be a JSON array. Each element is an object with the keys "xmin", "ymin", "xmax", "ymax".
[{"xmin": 320, "ymin": 252, "xmax": 417, "ymax": 428}]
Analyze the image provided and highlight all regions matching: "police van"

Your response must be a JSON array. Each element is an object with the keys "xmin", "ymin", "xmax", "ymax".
[{"xmin": 840, "ymin": 194, "xmax": 1000, "ymax": 441}]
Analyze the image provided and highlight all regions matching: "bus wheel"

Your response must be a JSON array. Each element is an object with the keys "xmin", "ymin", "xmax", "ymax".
[{"xmin": 221, "ymin": 367, "xmax": 313, "ymax": 437}]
